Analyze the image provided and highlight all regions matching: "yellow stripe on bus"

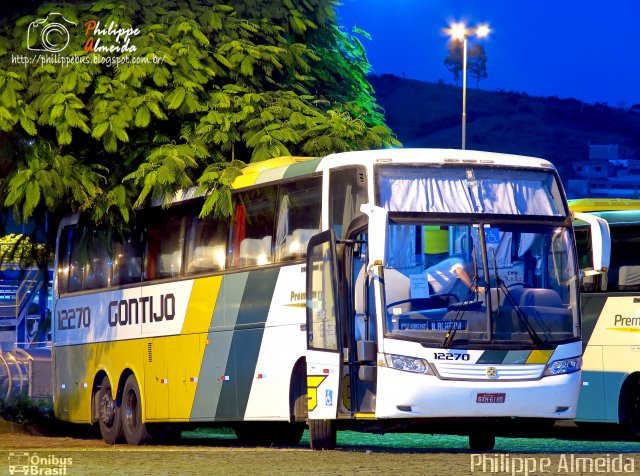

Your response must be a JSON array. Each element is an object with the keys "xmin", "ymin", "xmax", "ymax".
[
  {"xmin": 307, "ymin": 375, "xmax": 327, "ymax": 412},
  {"xmin": 568, "ymin": 198, "xmax": 640, "ymax": 212},
  {"xmin": 181, "ymin": 276, "xmax": 222, "ymax": 334},
  {"xmin": 354, "ymin": 413, "xmax": 376, "ymax": 419},
  {"xmin": 606, "ymin": 327, "xmax": 640, "ymax": 333},
  {"xmin": 232, "ymin": 156, "xmax": 315, "ymax": 189},
  {"xmin": 525, "ymin": 350, "xmax": 554, "ymax": 364}
]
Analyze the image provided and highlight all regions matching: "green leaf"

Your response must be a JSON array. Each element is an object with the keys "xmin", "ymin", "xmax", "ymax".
[
  {"xmin": 92, "ymin": 122, "xmax": 109, "ymax": 139},
  {"xmin": 240, "ymin": 57, "xmax": 254, "ymax": 76},
  {"xmin": 166, "ymin": 87, "xmax": 186, "ymax": 109},
  {"xmin": 135, "ymin": 106, "xmax": 151, "ymax": 127}
]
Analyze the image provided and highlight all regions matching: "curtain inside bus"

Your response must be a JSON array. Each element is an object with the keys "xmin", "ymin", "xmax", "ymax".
[{"xmin": 377, "ymin": 167, "xmax": 565, "ymax": 216}]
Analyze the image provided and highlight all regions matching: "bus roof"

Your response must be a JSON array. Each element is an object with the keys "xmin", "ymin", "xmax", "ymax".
[
  {"xmin": 568, "ymin": 198, "xmax": 640, "ymax": 212},
  {"xmin": 573, "ymin": 209, "xmax": 640, "ymax": 227},
  {"xmin": 157, "ymin": 149, "xmax": 557, "ymax": 207},
  {"xmin": 231, "ymin": 148, "xmax": 556, "ymax": 189}
]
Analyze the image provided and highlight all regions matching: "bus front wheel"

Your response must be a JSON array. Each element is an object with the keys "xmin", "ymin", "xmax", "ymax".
[
  {"xmin": 309, "ymin": 419, "xmax": 336, "ymax": 450},
  {"xmin": 97, "ymin": 375, "xmax": 124, "ymax": 444},
  {"xmin": 469, "ymin": 432, "xmax": 496, "ymax": 451},
  {"xmin": 122, "ymin": 374, "xmax": 151, "ymax": 445}
]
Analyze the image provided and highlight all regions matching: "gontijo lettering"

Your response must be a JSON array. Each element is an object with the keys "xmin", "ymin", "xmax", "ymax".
[{"xmin": 108, "ymin": 293, "xmax": 175, "ymax": 327}]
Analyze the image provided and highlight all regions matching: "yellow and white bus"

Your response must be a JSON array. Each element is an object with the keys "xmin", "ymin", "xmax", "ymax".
[
  {"xmin": 570, "ymin": 198, "xmax": 640, "ymax": 438},
  {"xmin": 53, "ymin": 149, "xmax": 599, "ymax": 450}
]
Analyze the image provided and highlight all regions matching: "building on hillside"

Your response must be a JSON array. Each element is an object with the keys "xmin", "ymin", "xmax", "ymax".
[{"xmin": 567, "ymin": 144, "xmax": 639, "ymax": 198}]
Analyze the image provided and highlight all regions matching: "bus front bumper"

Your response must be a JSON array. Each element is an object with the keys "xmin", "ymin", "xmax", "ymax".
[{"xmin": 375, "ymin": 367, "xmax": 580, "ymax": 419}]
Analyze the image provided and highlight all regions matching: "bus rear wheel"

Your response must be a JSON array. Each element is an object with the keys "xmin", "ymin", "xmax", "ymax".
[
  {"xmin": 97, "ymin": 375, "xmax": 124, "ymax": 444},
  {"xmin": 122, "ymin": 374, "xmax": 151, "ymax": 445},
  {"xmin": 309, "ymin": 419, "xmax": 336, "ymax": 450},
  {"xmin": 624, "ymin": 379, "xmax": 640, "ymax": 439}
]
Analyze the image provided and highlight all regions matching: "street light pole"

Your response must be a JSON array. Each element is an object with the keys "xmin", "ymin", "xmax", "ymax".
[
  {"xmin": 461, "ymin": 35, "xmax": 468, "ymax": 150},
  {"xmin": 446, "ymin": 22, "xmax": 490, "ymax": 151}
]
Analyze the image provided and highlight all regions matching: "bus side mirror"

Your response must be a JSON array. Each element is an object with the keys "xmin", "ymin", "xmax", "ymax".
[
  {"xmin": 360, "ymin": 203, "xmax": 388, "ymax": 268},
  {"xmin": 357, "ymin": 340, "xmax": 376, "ymax": 363},
  {"xmin": 573, "ymin": 212, "xmax": 611, "ymax": 273},
  {"xmin": 357, "ymin": 340, "xmax": 377, "ymax": 382},
  {"xmin": 358, "ymin": 366, "xmax": 376, "ymax": 382}
]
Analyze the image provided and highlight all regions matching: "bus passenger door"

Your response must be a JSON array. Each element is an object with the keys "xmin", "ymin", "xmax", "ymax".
[
  {"xmin": 306, "ymin": 230, "xmax": 343, "ymax": 421},
  {"xmin": 349, "ymin": 240, "xmax": 378, "ymax": 415}
]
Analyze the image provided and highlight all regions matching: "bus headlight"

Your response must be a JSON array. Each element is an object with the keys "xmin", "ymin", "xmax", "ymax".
[
  {"xmin": 382, "ymin": 354, "xmax": 434, "ymax": 375},
  {"xmin": 543, "ymin": 356, "xmax": 582, "ymax": 376}
]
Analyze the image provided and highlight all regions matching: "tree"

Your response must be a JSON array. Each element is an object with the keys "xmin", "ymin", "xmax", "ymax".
[
  {"xmin": 468, "ymin": 44, "xmax": 488, "ymax": 89},
  {"xmin": 444, "ymin": 41, "xmax": 463, "ymax": 86},
  {"xmin": 0, "ymin": 0, "xmax": 399, "ymax": 260},
  {"xmin": 444, "ymin": 41, "xmax": 488, "ymax": 88}
]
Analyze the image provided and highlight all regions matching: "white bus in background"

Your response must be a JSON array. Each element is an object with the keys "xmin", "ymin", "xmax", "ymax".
[
  {"xmin": 53, "ymin": 149, "xmax": 602, "ymax": 451},
  {"xmin": 570, "ymin": 198, "xmax": 640, "ymax": 438}
]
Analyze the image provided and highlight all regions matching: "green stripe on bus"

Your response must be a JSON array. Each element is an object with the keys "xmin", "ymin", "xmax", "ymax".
[
  {"xmin": 282, "ymin": 157, "xmax": 322, "ymax": 179},
  {"xmin": 476, "ymin": 350, "xmax": 509, "ymax": 364},
  {"xmin": 581, "ymin": 294, "xmax": 608, "ymax": 349},
  {"xmin": 502, "ymin": 350, "xmax": 531, "ymax": 364},
  {"xmin": 190, "ymin": 272, "xmax": 249, "ymax": 421},
  {"xmin": 233, "ymin": 268, "xmax": 281, "ymax": 419},
  {"xmin": 218, "ymin": 267, "xmax": 281, "ymax": 420}
]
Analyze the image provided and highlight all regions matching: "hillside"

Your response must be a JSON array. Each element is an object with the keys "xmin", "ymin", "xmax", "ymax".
[{"xmin": 370, "ymin": 74, "xmax": 640, "ymax": 181}]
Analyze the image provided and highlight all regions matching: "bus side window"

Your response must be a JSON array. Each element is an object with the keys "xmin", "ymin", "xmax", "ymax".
[
  {"xmin": 82, "ymin": 237, "xmax": 110, "ymax": 291},
  {"xmin": 229, "ymin": 187, "xmax": 276, "ymax": 268},
  {"xmin": 274, "ymin": 177, "xmax": 321, "ymax": 262},
  {"xmin": 56, "ymin": 226, "xmax": 74, "ymax": 294},
  {"xmin": 186, "ymin": 213, "xmax": 229, "ymax": 275},
  {"xmin": 112, "ymin": 230, "xmax": 143, "ymax": 286},
  {"xmin": 67, "ymin": 235, "xmax": 83, "ymax": 292},
  {"xmin": 330, "ymin": 167, "xmax": 367, "ymax": 239},
  {"xmin": 144, "ymin": 210, "xmax": 186, "ymax": 280}
]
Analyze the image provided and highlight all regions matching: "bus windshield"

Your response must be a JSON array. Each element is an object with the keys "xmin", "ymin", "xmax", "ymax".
[
  {"xmin": 377, "ymin": 165, "xmax": 566, "ymax": 216},
  {"xmin": 383, "ymin": 221, "xmax": 579, "ymax": 347}
]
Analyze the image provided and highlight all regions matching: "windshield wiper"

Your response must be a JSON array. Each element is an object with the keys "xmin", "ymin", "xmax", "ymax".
[
  {"xmin": 441, "ymin": 253, "xmax": 482, "ymax": 348},
  {"xmin": 491, "ymin": 249, "xmax": 542, "ymax": 348}
]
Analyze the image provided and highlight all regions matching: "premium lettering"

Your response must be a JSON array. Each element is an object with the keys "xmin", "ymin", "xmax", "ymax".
[{"xmin": 614, "ymin": 314, "xmax": 640, "ymax": 327}]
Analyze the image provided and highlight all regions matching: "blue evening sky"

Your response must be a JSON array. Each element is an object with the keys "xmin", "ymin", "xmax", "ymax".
[{"xmin": 337, "ymin": 0, "xmax": 640, "ymax": 106}]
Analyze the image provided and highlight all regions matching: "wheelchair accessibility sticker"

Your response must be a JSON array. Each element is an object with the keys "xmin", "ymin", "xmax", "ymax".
[{"xmin": 325, "ymin": 389, "xmax": 333, "ymax": 406}]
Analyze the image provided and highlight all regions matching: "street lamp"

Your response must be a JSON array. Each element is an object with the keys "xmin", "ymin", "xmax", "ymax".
[{"xmin": 446, "ymin": 22, "xmax": 490, "ymax": 150}]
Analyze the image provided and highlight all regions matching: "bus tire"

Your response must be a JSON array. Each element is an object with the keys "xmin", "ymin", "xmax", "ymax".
[
  {"xmin": 623, "ymin": 379, "xmax": 640, "ymax": 439},
  {"xmin": 271, "ymin": 422, "xmax": 305, "ymax": 445},
  {"xmin": 309, "ymin": 419, "xmax": 336, "ymax": 450},
  {"xmin": 97, "ymin": 375, "xmax": 124, "ymax": 444},
  {"xmin": 121, "ymin": 374, "xmax": 151, "ymax": 445},
  {"xmin": 291, "ymin": 361, "xmax": 308, "ymax": 422},
  {"xmin": 469, "ymin": 432, "xmax": 495, "ymax": 451}
]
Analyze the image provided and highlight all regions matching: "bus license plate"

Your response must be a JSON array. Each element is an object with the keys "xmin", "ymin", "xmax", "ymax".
[{"xmin": 476, "ymin": 393, "xmax": 506, "ymax": 403}]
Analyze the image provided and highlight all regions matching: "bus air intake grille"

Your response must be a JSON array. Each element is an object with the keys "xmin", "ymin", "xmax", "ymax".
[{"xmin": 433, "ymin": 363, "xmax": 545, "ymax": 381}]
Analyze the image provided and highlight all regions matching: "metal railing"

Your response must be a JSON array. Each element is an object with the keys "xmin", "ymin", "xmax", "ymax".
[{"xmin": 0, "ymin": 268, "xmax": 41, "ymax": 321}]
